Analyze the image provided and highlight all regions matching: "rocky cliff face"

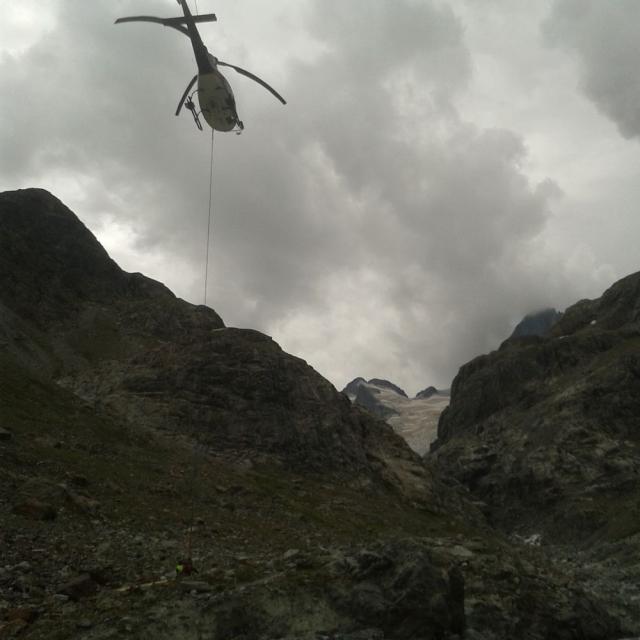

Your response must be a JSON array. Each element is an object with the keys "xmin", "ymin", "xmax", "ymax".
[
  {"xmin": 416, "ymin": 386, "xmax": 438, "ymax": 399},
  {"xmin": 0, "ymin": 188, "xmax": 632, "ymax": 639},
  {"xmin": 0, "ymin": 188, "xmax": 224, "ymax": 376},
  {"xmin": 433, "ymin": 273, "xmax": 640, "ymax": 538},
  {"xmin": 431, "ymin": 271, "xmax": 640, "ymax": 631},
  {"xmin": 0, "ymin": 189, "xmax": 428, "ymax": 488}
]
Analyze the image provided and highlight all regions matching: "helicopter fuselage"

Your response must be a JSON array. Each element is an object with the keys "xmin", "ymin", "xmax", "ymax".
[{"xmin": 197, "ymin": 68, "xmax": 239, "ymax": 132}]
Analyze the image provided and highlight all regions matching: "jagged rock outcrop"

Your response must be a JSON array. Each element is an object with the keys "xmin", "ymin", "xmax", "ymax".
[
  {"xmin": 0, "ymin": 188, "xmax": 224, "ymax": 377},
  {"xmin": 509, "ymin": 308, "xmax": 562, "ymax": 338},
  {"xmin": 366, "ymin": 379, "xmax": 408, "ymax": 398},
  {"xmin": 342, "ymin": 379, "xmax": 408, "ymax": 403},
  {"xmin": 343, "ymin": 377, "xmax": 367, "ymax": 398},
  {"xmin": 354, "ymin": 385, "xmax": 400, "ymax": 420},
  {"xmin": 0, "ymin": 189, "xmax": 427, "ymax": 491},
  {"xmin": 433, "ymin": 273, "xmax": 640, "ymax": 538},
  {"xmin": 431, "ymin": 270, "xmax": 640, "ymax": 632},
  {"xmin": 343, "ymin": 377, "xmax": 405, "ymax": 419},
  {"xmin": 416, "ymin": 386, "xmax": 438, "ymax": 399}
]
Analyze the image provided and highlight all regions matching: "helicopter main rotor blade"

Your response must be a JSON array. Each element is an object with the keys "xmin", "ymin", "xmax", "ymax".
[
  {"xmin": 115, "ymin": 14, "xmax": 217, "ymax": 38},
  {"xmin": 115, "ymin": 15, "xmax": 189, "ymax": 37},
  {"xmin": 217, "ymin": 61, "xmax": 286, "ymax": 105},
  {"xmin": 176, "ymin": 74, "xmax": 198, "ymax": 116}
]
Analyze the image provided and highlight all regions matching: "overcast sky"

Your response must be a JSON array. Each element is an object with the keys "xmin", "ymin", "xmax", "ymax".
[{"xmin": 1, "ymin": 0, "xmax": 639, "ymax": 394}]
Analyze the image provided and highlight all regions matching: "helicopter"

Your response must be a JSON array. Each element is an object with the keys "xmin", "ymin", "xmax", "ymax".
[{"xmin": 115, "ymin": 0, "xmax": 286, "ymax": 132}]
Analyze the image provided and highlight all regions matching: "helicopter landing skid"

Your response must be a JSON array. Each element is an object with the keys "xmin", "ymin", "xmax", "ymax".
[{"xmin": 184, "ymin": 97, "xmax": 203, "ymax": 131}]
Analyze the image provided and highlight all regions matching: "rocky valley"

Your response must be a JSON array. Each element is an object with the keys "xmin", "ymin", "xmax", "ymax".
[
  {"xmin": 1, "ymin": 188, "xmax": 639, "ymax": 639},
  {"xmin": 342, "ymin": 379, "xmax": 449, "ymax": 456}
]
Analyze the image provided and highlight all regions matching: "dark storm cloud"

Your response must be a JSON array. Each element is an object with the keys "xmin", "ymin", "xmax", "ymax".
[
  {"xmin": 188, "ymin": 0, "xmax": 575, "ymax": 390},
  {"xmin": 544, "ymin": 0, "xmax": 640, "ymax": 139},
  {"xmin": 231, "ymin": 0, "xmax": 566, "ymax": 387},
  {"xmin": 0, "ymin": 0, "xmax": 597, "ymax": 392},
  {"xmin": 178, "ymin": 0, "xmax": 480, "ymax": 331}
]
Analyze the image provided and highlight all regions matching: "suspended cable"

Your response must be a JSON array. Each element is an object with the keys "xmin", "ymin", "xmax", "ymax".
[
  {"xmin": 203, "ymin": 127, "xmax": 215, "ymax": 307},
  {"xmin": 182, "ymin": 127, "xmax": 215, "ymax": 569},
  {"xmin": 184, "ymin": 442, "xmax": 200, "ymax": 561}
]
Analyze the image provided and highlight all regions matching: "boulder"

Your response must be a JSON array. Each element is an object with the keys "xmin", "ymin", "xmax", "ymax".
[
  {"xmin": 58, "ymin": 574, "xmax": 98, "ymax": 601},
  {"xmin": 329, "ymin": 542, "xmax": 465, "ymax": 639}
]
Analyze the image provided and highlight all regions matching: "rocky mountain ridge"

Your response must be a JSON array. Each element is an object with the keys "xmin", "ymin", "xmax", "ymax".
[
  {"xmin": 431, "ymin": 270, "xmax": 640, "ymax": 632},
  {"xmin": 0, "ymin": 189, "xmax": 429, "ymax": 486}
]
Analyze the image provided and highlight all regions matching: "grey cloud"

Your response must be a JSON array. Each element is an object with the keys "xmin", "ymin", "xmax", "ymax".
[
  {"xmin": 543, "ymin": 0, "xmax": 640, "ymax": 139},
  {"xmin": 215, "ymin": 1, "xmax": 567, "ymax": 387},
  {"xmin": 0, "ymin": 0, "xmax": 602, "ymax": 393}
]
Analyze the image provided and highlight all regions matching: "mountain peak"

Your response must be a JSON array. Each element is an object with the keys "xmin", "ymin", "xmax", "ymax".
[
  {"xmin": 509, "ymin": 308, "xmax": 562, "ymax": 339},
  {"xmin": 342, "ymin": 377, "xmax": 408, "ymax": 397},
  {"xmin": 0, "ymin": 188, "xmax": 422, "ymax": 480},
  {"xmin": 415, "ymin": 386, "xmax": 438, "ymax": 399},
  {"xmin": 367, "ymin": 378, "xmax": 408, "ymax": 398}
]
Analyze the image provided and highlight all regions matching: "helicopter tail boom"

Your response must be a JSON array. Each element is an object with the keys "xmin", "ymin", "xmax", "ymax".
[{"xmin": 175, "ymin": 0, "xmax": 214, "ymax": 75}]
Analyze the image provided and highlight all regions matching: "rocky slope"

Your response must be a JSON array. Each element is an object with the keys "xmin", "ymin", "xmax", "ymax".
[
  {"xmin": 0, "ymin": 188, "xmax": 631, "ymax": 639},
  {"xmin": 343, "ymin": 379, "xmax": 449, "ymax": 455},
  {"xmin": 431, "ymin": 271, "xmax": 640, "ymax": 633},
  {"xmin": 0, "ymin": 189, "xmax": 428, "ymax": 489}
]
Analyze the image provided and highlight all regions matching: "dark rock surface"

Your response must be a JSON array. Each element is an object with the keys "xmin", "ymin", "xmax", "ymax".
[
  {"xmin": 342, "ymin": 377, "xmax": 367, "ymax": 397},
  {"xmin": 342, "ymin": 378, "xmax": 408, "ymax": 401},
  {"xmin": 431, "ymin": 270, "xmax": 640, "ymax": 633},
  {"xmin": 0, "ymin": 188, "xmax": 224, "ymax": 380},
  {"xmin": 366, "ymin": 379, "xmax": 408, "ymax": 398},
  {"xmin": 415, "ymin": 386, "xmax": 438, "ymax": 399},
  {"xmin": 509, "ymin": 308, "xmax": 562, "ymax": 338},
  {"xmin": 342, "ymin": 378, "xmax": 403, "ymax": 420},
  {"xmin": 353, "ymin": 385, "xmax": 399, "ymax": 420},
  {"xmin": 0, "ymin": 189, "xmax": 423, "ymax": 486}
]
